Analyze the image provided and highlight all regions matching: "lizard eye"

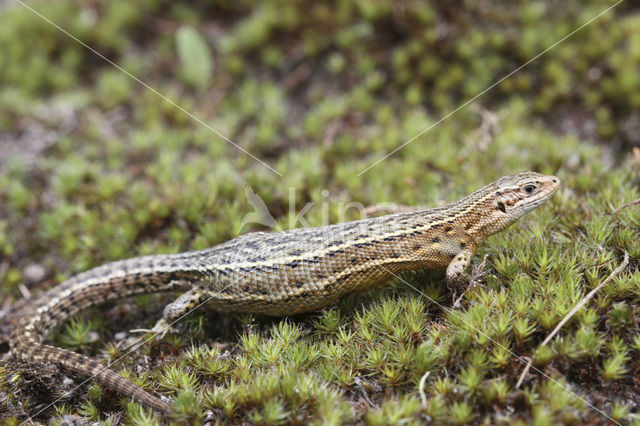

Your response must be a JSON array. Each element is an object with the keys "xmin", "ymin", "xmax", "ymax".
[{"xmin": 523, "ymin": 184, "xmax": 536, "ymax": 194}]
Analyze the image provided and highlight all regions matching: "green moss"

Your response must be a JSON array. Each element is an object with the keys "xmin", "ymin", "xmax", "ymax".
[{"xmin": 2, "ymin": 0, "xmax": 640, "ymax": 423}]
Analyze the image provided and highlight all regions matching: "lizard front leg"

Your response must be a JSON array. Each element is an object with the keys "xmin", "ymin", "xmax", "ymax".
[{"xmin": 446, "ymin": 246, "xmax": 476, "ymax": 297}]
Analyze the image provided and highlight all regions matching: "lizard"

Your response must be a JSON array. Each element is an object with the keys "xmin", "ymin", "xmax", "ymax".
[{"xmin": 9, "ymin": 171, "xmax": 560, "ymax": 414}]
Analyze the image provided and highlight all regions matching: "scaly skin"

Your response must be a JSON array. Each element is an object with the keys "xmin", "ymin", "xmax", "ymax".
[{"xmin": 10, "ymin": 171, "xmax": 560, "ymax": 413}]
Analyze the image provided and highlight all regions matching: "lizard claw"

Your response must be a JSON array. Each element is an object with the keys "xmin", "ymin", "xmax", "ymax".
[
  {"xmin": 451, "ymin": 255, "xmax": 489, "ymax": 308},
  {"xmin": 131, "ymin": 319, "xmax": 176, "ymax": 339},
  {"xmin": 120, "ymin": 319, "xmax": 175, "ymax": 350}
]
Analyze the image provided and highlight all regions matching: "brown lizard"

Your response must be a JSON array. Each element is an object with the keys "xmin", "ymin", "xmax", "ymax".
[{"xmin": 9, "ymin": 171, "xmax": 560, "ymax": 413}]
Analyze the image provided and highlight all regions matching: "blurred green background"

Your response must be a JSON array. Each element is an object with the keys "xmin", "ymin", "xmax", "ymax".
[{"xmin": 1, "ymin": 0, "xmax": 640, "ymax": 423}]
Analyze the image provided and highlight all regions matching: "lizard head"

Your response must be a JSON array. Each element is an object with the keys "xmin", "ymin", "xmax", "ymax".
[
  {"xmin": 488, "ymin": 171, "xmax": 560, "ymax": 230},
  {"xmin": 463, "ymin": 171, "xmax": 560, "ymax": 241}
]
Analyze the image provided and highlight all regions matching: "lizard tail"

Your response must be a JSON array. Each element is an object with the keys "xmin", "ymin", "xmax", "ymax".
[
  {"xmin": 9, "ymin": 254, "xmax": 201, "ymax": 414},
  {"xmin": 11, "ymin": 339, "xmax": 172, "ymax": 413}
]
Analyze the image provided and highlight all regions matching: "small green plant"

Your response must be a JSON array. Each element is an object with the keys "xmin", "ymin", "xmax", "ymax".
[
  {"xmin": 172, "ymin": 390, "xmax": 204, "ymax": 424},
  {"xmin": 159, "ymin": 364, "xmax": 199, "ymax": 392},
  {"xmin": 176, "ymin": 26, "xmax": 213, "ymax": 89},
  {"xmin": 449, "ymin": 401, "xmax": 475, "ymax": 425},
  {"xmin": 57, "ymin": 318, "xmax": 99, "ymax": 350},
  {"xmin": 125, "ymin": 402, "xmax": 161, "ymax": 426},
  {"xmin": 600, "ymin": 352, "xmax": 629, "ymax": 382}
]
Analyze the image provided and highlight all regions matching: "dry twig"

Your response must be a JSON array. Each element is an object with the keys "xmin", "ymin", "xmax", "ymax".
[{"xmin": 606, "ymin": 198, "xmax": 640, "ymax": 216}]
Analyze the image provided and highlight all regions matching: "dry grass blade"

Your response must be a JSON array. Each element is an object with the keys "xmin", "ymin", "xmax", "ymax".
[{"xmin": 515, "ymin": 251, "xmax": 629, "ymax": 389}]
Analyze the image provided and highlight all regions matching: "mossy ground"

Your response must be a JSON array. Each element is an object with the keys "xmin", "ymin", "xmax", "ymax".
[{"xmin": 1, "ymin": 0, "xmax": 640, "ymax": 424}]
